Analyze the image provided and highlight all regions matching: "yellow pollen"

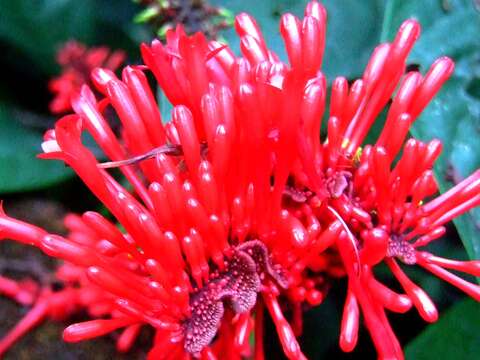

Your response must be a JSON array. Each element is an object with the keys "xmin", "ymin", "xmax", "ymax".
[
  {"xmin": 354, "ymin": 146, "xmax": 363, "ymax": 163},
  {"xmin": 341, "ymin": 138, "xmax": 350, "ymax": 149}
]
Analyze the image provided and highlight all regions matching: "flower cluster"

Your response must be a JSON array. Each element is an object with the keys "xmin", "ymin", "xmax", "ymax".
[
  {"xmin": 49, "ymin": 41, "xmax": 125, "ymax": 114},
  {"xmin": 1, "ymin": 1, "xmax": 479, "ymax": 359}
]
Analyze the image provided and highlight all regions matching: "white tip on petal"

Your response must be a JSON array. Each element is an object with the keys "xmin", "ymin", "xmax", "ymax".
[{"xmin": 41, "ymin": 139, "xmax": 61, "ymax": 153}]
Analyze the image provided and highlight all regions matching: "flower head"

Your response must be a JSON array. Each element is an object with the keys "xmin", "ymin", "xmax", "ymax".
[
  {"xmin": 49, "ymin": 41, "xmax": 126, "ymax": 114},
  {"xmin": 1, "ymin": 1, "xmax": 479, "ymax": 359}
]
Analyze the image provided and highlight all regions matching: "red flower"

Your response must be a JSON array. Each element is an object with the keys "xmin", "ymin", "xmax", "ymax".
[
  {"xmin": 0, "ymin": 275, "xmax": 38, "ymax": 306},
  {"xmin": 0, "ymin": 1, "xmax": 479, "ymax": 359},
  {"xmin": 281, "ymin": 17, "xmax": 480, "ymax": 360},
  {"xmin": 49, "ymin": 41, "xmax": 125, "ymax": 114}
]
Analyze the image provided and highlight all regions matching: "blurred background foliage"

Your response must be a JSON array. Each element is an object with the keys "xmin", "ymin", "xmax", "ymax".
[{"xmin": 0, "ymin": 0, "xmax": 479, "ymax": 359}]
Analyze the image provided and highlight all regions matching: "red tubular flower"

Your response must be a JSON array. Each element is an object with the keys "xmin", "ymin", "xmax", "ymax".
[
  {"xmin": 49, "ymin": 41, "xmax": 126, "ymax": 114},
  {"xmin": 0, "ymin": 276, "xmax": 38, "ymax": 306},
  {"xmin": 282, "ymin": 15, "xmax": 479, "ymax": 360},
  {"xmin": 1, "ymin": 1, "xmax": 479, "ymax": 359}
]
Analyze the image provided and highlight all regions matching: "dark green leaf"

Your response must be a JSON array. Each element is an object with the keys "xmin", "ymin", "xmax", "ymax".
[
  {"xmin": 0, "ymin": 0, "xmax": 143, "ymax": 75},
  {"xmin": 93, "ymin": 0, "xmax": 148, "ymax": 56},
  {"xmin": 0, "ymin": 0, "xmax": 96, "ymax": 73},
  {"xmin": 405, "ymin": 298, "xmax": 480, "ymax": 359},
  {"xmin": 0, "ymin": 103, "xmax": 73, "ymax": 193},
  {"xmin": 299, "ymin": 294, "xmax": 342, "ymax": 358}
]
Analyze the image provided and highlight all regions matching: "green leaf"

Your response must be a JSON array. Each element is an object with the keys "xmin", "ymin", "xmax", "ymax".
[
  {"xmin": 0, "ymin": 0, "xmax": 140, "ymax": 74},
  {"xmin": 0, "ymin": 0, "xmax": 96, "ymax": 73},
  {"xmin": 157, "ymin": 87, "xmax": 174, "ymax": 123},
  {"xmin": 299, "ymin": 294, "xmax": 341, "ymax": 358},
  {"xmin": 380, "ymin": 0, "xmax": 476, "ymax": 42},
  {"xmin": 405, "ymin": 298, "xmax": 480, "ymax": 359},
  {"xmin": 0, "ymin": 104, "xmax": 73, "ymax": 193},
  {"xmin": 211, "ymin": 0, "xmax": 386, "ymax": 80},
  {"xmin": 381, "ymin": 1, "xmax": 480, "ymax": 260},
  {"xmin": 94, "ymin": 0, "xmax": 148, "ymax": 55}
]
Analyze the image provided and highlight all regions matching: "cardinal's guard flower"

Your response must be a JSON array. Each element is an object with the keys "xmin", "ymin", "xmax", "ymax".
[
  {"xmin": 49, "ymin": 41, "xmax": 126, "ymax": 114},
  {"xmin": 1, "ymin": 1, "xmax": 479, "ymax": 359}
]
